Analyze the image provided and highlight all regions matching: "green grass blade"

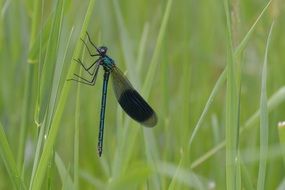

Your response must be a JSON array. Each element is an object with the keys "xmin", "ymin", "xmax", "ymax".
[
  {"xmin": 191, "ymin": 142, "xmax": 225, "ymax": 169},
  {"xmin": 142, "ymin": 1, "xmax": 173, "ymax": 189},
  {"xmin": 107, "ymin": 162, "xmax": 152, "ymax": 190},
  {"xmin": 29, "ymin": 118, "xmax": 46, "ymax": 189},
  {"xmin": 17, "ymin": 65, "xmax": 34, "ymax": 173},
  {"xmin": 111, "ymin": 0, "xmax": 172, "ymax": 189},
  {"xmin": 240, "ymin": 158, "xmax": 255, "ymax": 190},
  {"xmin": 242, "ymin": 87, "xmax": 285, "ymax": 132},
  {"xmin": 28, "ymin": 0, "xmax": 41, "ymax": 49},
  {"xmin": 29, "ymin": 0, "xmax": 97, "ymax": 189},
  {"xmin": 158, "ymin": 161, "xmax": 208, "ymax": 189},
  {"xmin": 168, "ymin": 154, "xmax": 184, "ymax": 190},
  {"xmin": 224, "ymin": 0, "xmax": 239, "ymax": 188},
  {"xmin": 35, "ymin": 0, "xmax": 64, "ymax": 125},
  {"xmin": 234, "ymin": 0, "xmax": 272, "ymax": 58},
  {"xmin": 136, "ymin": 22, "xmax": 149, "ymax": 73},
  {"xmin": 111, "ymin": 0, "xmax": 141, "ymax": 179},
  {"xmin": 112, "ymin": 0, "xmax": 137, "ymax": 84},
  {"xmin": 55, "ymin": 153, "xmax": 74, "ymax": 190},
  {"xmin": 188, "ymin": 69, "xmax": 226, "ymax": 147},
  {"xmin": 73, "ymin": 88, "xmax": 80, "ymax": 190},
  {"xmin": 257, "ymin": 21, "xmax": 274, "ymax": 190},
  {"xmin": 191, "ymin": 86, "xmax": 285, "ymax": 169},
  {"xmin": 28, "ymin": 13, "xmax": 53, "ymax": 64},
  {"xmin": 30, "ymin": 0, "xmax": 65, "ymax": 187},
  {"xmin": 278, "ymin": 121, "xmax": 285, "ymax": 166},
  {"xmin": 109, "ymin": 9, "xmax": 156, "ymax": 181},
  {"xmin": 188, "ymin": 0, "xmax": 272, "ymax": 167},
  {"xmin": 0, "ymin": 122, "xmax": 22, "ymax": 189},
  {"xmin": 187, "ymin": 0, "xmax": 271, "ymax": 154},
  {"xmin": 142, "ymin": 0, "xmax": 173, "ymax": 97},
  {"xmin": 31, "ymin": 6, "xmax": 62, "ymax": 182},
  {"xmin": 74, "ymin": 27, "xmax": 81, "ymax": 190},
  {"xmin": 17, "ymin": 0, "xmax": 42, "ymax": 175},
  {"xmin": 80, "ymin": 170, "xmax": 105, "ymax": 189}
]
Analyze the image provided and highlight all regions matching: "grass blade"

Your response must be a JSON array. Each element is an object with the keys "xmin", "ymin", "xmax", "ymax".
[
  {"xmin": 158, "ymin": 161, "xmax": 208, "ymax": 189},
  {"xmin": 142, "ymin": 0, "xmax": 173, "ymax": 97},
  {"xmin": 17, "ymin": 0, "xmax": 42, "ymax": 175},
  {"xmin": 29, "ymin": 0, "xmax": 97, "ymax": 189},
  {"xmin": 234, "ymin": 0, "xmax": 272, "ymax": 58},
  {"xmin": 35, "ymin": 0, "xmax": 64, "ymax": 125},
  {"xmin": 30, "ymin": 0, "xmax": 65, "ymax": 187},
  {"xmin": 74, "ymin": 28, "xmax": 81, "ymax": 190},
  {"xmin": 55, "ymin": 153, "xmax": 74, "ymax": 190},
  {"xmin": 278, "ymin": 121, "xmax": 285, "ymax": 167},
  {"xmin": 187, "ymin": 0, "xmax": 271, "ymax": 152},
  {"xmin": 142, "ymin": 0, "xmax": 173, "ymax": 189},
  {"xmin": 224, "ymin": 0, "xmax": 240, "ymax": 188},
  {"xmin": 188, "ymin": 0, "xmax": 273, "ymax": 169},
  {"xmin": 0, "ymin": 122, "xmax": 22, "ymax": 189},
  {"xmin": 191, "ymin": 86, "xmax": 285, "ymax": 168},
  {"xmin": 188, "ymin": 69, "xmax": 226, "ymax": 147},
  {"xmin": 257, "ymin": 21, "xmax": 274, "ymax": 190},
  {"xmin": 136, "ymin": 23, "xmax": 149, "ymax": 73},
  {"xmin": 112, "ymin": 0, "xmax": 137, "ymax": 84}
]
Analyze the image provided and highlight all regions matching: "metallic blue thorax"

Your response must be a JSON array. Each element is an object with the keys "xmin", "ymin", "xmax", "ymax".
[{"xmin": 101, "ymin": 56, "xmax": 115, "ymax": 72}]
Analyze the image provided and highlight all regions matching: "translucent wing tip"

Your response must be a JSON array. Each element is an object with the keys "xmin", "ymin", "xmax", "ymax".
[{"xmin": 141, "ymin": 112, "xmax": 158, "ymax": 127}]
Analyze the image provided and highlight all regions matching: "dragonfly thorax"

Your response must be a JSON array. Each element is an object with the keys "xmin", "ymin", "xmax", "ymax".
[{"xmin": 101, "ymin": 56, "xmax": 115, "ymax": 72}]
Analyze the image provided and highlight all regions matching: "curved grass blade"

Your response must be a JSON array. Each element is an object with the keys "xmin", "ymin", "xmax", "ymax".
[{"xmin": 187, "ymin": 0, "xmax": 273, "ymax": 169}]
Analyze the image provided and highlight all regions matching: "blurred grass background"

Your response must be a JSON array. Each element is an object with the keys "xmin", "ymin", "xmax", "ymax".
[{"xmin": 1, "ymin": 0, "xmax": 285, "ymax": 189}]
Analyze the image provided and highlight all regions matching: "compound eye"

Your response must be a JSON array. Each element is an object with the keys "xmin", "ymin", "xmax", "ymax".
[{"xmin": 99, "ymin": 46, "xmax": 107, "ymax": 54}]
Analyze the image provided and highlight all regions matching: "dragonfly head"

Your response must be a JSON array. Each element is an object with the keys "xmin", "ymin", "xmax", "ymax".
[{"xmin": 98, "ymin": 46, "xmax": 108, "ymax": 56}]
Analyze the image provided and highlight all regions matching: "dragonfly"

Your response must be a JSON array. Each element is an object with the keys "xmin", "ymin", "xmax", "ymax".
[{"xmin": 68, "ymin": 32, "xmax": 157, "ymax": 156}]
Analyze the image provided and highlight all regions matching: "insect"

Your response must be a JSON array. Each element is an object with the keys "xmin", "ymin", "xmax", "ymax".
[{"xmin": 68, "ymin": 32, "xmax": 157, "ymax": 156}]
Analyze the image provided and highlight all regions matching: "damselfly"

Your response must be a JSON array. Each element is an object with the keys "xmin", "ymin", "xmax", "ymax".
[{"xmin": 68, "ymin": 32, "xmax": 157, "ymax": 156}]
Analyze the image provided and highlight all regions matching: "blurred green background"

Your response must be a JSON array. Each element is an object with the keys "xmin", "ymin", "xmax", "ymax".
[{"xmin": 1, "ymin": 0, "xmax": 285, "ymax": 189}]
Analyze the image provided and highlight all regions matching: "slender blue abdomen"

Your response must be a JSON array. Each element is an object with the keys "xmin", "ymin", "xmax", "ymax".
[{"xmin": 97, "ymin": 71, "xmax": 110, "ymax": 156}]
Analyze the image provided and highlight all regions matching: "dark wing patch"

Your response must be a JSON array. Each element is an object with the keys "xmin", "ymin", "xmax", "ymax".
[
  {"xmin": 111, "ymin": 67, "xmax": 157, "ymax": 127},
  {"xmin": 118, "ymin": 89, "xmax": 157, "ymax": 127}
]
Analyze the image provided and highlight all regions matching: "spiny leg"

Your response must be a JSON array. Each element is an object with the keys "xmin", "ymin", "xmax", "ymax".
[
  {"xmin": 86, "ymin": 31, "xmax": 100, "ymax": 52},
  {"xmin": 80, "ymin": 38, "xmax": 99, "ymax": 57},
  {"xmin": 67, "ymin": 63, "xmax": 99, "ymax": 86},
  {"xmin": 67, "ymin": 70, "xmax": 98, "ymax": 86},
  {"xmin": 67, "ymin": 78, "xmax": 94, "ymax": 86},
  {"xmin": 74, "ymin": 58, "xmax": 101, "ymax": 75}
]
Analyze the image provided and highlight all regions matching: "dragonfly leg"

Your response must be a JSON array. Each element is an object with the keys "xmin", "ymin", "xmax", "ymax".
[
  {"xmin": 67, "ymin": 72, "xmax": 97, "ymax": 86},
  {"xmin": 80, "ymin": 38, "xmax": 99, "ymax": 57},
  {"xmin": 74, "ymin": 58, "xmax": 101, "ymax": 75},
  {"xmin": 86, "ymin": 31, "xmax": 100, "ymax": 52},
  {"xmin": 67, "ymin": 61, "xmax": 99, "ymax": 86}
]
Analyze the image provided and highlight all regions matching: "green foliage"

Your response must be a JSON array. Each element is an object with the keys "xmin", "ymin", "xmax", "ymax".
[{"xmin": 1, "ymin": 0, "xmax": 285, "ymax": 189}]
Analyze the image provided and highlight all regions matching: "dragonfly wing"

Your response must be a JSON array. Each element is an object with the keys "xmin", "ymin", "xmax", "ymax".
[{"xmin": 111, "ymin": 67, "xmax": 157, "ymax": 127}]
